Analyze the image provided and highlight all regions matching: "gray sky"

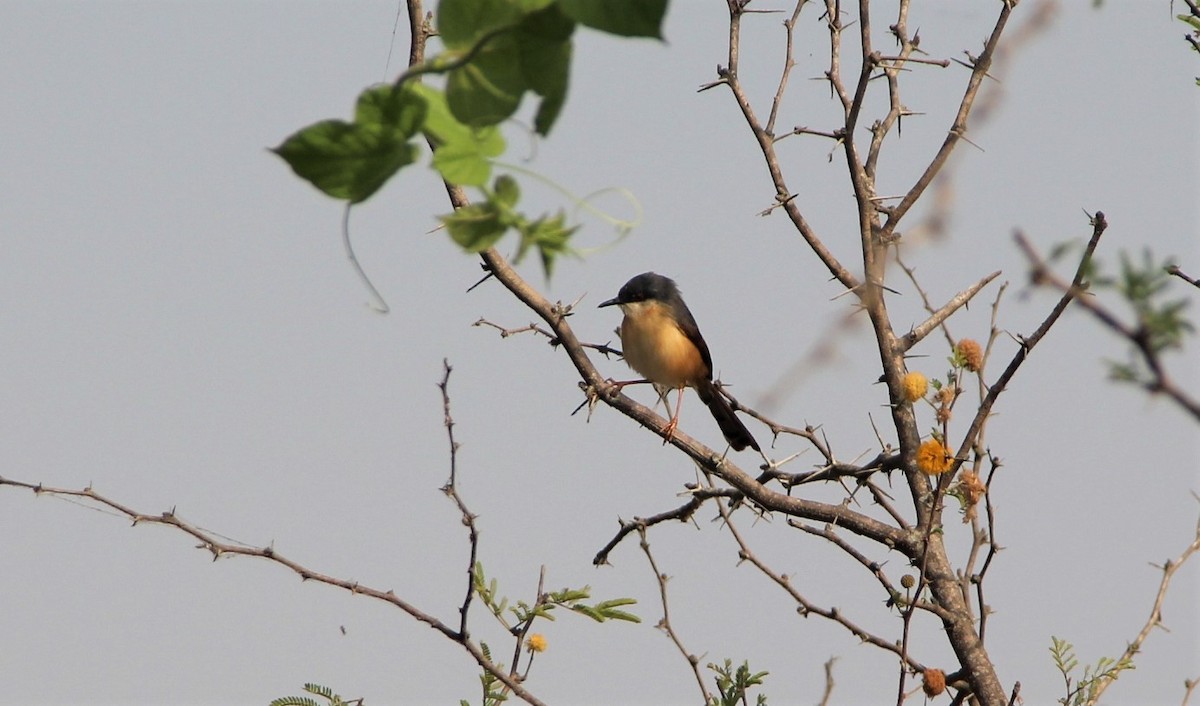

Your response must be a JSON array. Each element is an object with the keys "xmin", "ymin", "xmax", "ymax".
[{"xmin": 1, "ymin": 1, "xmax": 1197, "ymax": 705}]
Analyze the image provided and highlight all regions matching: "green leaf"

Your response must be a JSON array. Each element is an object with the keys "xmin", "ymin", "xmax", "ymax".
[
  {"xmin": 600, "ymin": 608, "xmax": 641, "ymax": 623},
  {"xmin": 442, "ymin": 202, "xmax": 507, "ymax": 252},
  {"xmin": 520, "ymin": 36, "xmax": 572, "ymax": 134},
  {"xmin": 522, "ymin": 2, "xmax": 577, "ymax": 41},
  {"xmin": 432, "ymin": 141, "xmax": 497, "ymax": 186},
  {"xmin": 436, "ymin": 1, "xmax": 579, "ymax": 133},
  {"xmin": 273, "ymin": 121, "xmax": 420, "ymax": 203},
  {"xmin": 273, "ymin": 83, "xmax": 427, "ymax": 203},
  {"xmin": 355, "ymin": 83, "xmax": 426, "ymax": 137},
  {"xmin": 493, "ymin": 174, "xmax": 520, "ymax": 207},
  {"xmin": 447, "ymin": 34, "xmax": 527, "ymax": 126},
  {"xmin": 442, "ymin": 176, "xmax": 523, "ymax": 255},
  {"xmin": 548, "ymin": 586, "xmax": 590, "ymax": 602},
  {"xmin": 413, "ymin": 84, "xmax": 496, "ymax": 149},
  {"xmin": 303, "ymin": 684, "xmax": 334, "ymax": 699},
  {"xmin": 517, "ymin": 5, "xmax": 574, "ymax": 134},
  {"xmin": 518, "ymin": 210, "xmax": 578, "ymax": 275},
  {"xmin": 594, "ymin": 597, "xmax": 638, "ymax": 610},
  {"xmin": 413, "ymin": 84, "xmax": 505, "ymax": 185},
  {"xmin": 558, "ymin": 0, "xmax": 667, "ymax": 38},
  {"xmin": 438, "ymin": 0, "xmax": 524, "ymax": 49},
  {"xmin": 268, "ymin": 698, "xmax": 321, "ymax": 706},
  {"xmin": 569, "ymin": 604, "xmax": 605, "ymax": 622}
]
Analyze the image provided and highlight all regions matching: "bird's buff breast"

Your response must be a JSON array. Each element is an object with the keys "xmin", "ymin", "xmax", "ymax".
[{"xmin": 618, "ymin": 302, "xmax": 707, "ymax": 388}]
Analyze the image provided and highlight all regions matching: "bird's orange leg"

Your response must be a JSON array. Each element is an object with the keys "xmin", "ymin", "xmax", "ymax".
[
  {"xmin": 662, "ymin": 387, "xmax": 685, "ymax": 445},
  {"xmin": 606, "ymin": 378, "xmax": 651, "ymax": 392}
]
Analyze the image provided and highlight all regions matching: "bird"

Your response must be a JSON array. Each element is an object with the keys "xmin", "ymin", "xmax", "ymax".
[{"xmin": 599, "ymin": 272, "xmax": 760, "ymax": 452}]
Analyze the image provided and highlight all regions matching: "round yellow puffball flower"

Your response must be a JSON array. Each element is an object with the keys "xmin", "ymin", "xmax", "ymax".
[
  {"xmin": 901, "ymin": 371, "xmax": 928, "ymax": 403},
  {"xmin": 922, "ymin": 668, "xmax": 947, "ymax": 697},
  {"xmin": 956, "ymin": 338, "xmax": 983, "ymax": 372},
  {"xmin": 916, "ymin": 439, "xmax": 954, "ymax": 475},
  {"xmin": 526, "ymin": 633, "xmax": 547, "ymax": 653}
]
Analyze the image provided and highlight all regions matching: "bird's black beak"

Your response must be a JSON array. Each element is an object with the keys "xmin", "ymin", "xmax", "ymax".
[{"xmin": 598, "ymin": 296, "xmax": 620, "ymax": 308}]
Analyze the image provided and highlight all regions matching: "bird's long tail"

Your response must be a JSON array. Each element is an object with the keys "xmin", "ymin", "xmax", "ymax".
[{"xmin": 696, "ymin": 380, "xmax": 760, "ymax": 452}]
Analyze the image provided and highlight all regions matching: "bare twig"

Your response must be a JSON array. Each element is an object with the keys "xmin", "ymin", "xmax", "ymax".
[
  {"xmin": 955, "ymin": 214, "xmax": 1109, "ymax": 476},
  {"xmin": 437, "ymin": 359, "xmax": 480, "ymax": 638},
  {"xmin": 894, "ymin": 249, "xmax": 960, "ymax": 350},
  {"xmin": 473, "ymin": 317, "xmax": 622, "ymax": 358},
  {"xmin": 638, "ymin": 527, "xmax": 712, "ymax": 703},
  {"xmin": 899, "ymin": 270, "xmax": 1002, "ymax": 352},
  {"xmin": 1183, "ymin": 677, "xmax": 1200, "ymax": 706},
  {"xmin": 0, "ymin": 474, "xmax": 549, "ymax": 706},
  {"xmin": 1085, "ymin": 505, "xmax": 1200, "ymax": 705},
  {"xmin": 1165, "ymin": 264, "xmax": 1200, "ymax": 290},
  {"xmin": 711, "ymin": 0, "xmax": 862, "ymax": 292},
  {"xmin": 1016, "ymin": 229, "xmax": 1200, "ymax": 422},
  {"xmin": 1008, "ymin": 681, "xmax": 1022, "ymax": 706},
  {"xmin": 765, "ymin": 1, "xmax": 809, "ymax": 137},
  {"xmin": 709, "ymin": 477, "xmax": 926, "ymax": 671},
  {"xmin": 971, "ymin": 454, "xmax": 1005, "ymax": 643},
  {"xmin": 789, "ymin": 518, "xmax": 949, "ymax": 621},
  {"xmin": 880, "ymin": 1, "xmax": 1015, "ymax": 238},
  {"xmin": 593, "ymin": 497, "xmax": 706, "ymax": 566},
  {"xmin": 818, "ymin": 656, "xmax": 839, "ymax": 706}
]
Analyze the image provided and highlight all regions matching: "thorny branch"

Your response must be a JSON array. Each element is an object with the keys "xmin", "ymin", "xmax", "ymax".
[
  {"xmin": 638, "ymin": 528, "xmax": 713, "ymax": 704},
  {"xmin": 693, "ymin": 2, "xmax": 1099, "ymax": 704},
  {"xmin": 1167, "ymin": 264, "xmax": 1200, "ymax": 290},
  {"xmin": 708, "ymin": 475, "xmax": 927, "ymax": 672},
  {"xmin": 898, "ymin": 270, "xmax": 1002, "ymax": 352},
  {"xmin": 5, "ymin": 2, "xmax": 1192, "ymax": 706},
  {"xmin": 0, "ymin": 469, "xmax": 549, "ymax": 706},
  {"xmin": 879, "ymin": 1, "xmax": 1016, "ymax": 239},
  {"xmin": 1183, "ymin": 676, "xmax": 1200, "ymax": 706},
  {"xmin": 1086, "ymin": 503, "xmax": 1200, "ymax": 706},
  {"xmin": 593, "ymin": 496, "xmax": 707, "ymax": 566},
  {"xmin": 955, "ymin": 213, "xmax": 1110, "ymax": 475},
  {"xmin": 473, "ymin": 317, "xmax": 623, "ymax": 358},
  {"xmin": 818, "ymin": 657, "xmax": 839, "ymax": 706},
  {"xmin": 1017, "ymin": 236, "xmax": 1200, "ymax": 422},
  {"xmin": 439, "ymin": 359, "xmax": 479, "ymax": 639}
]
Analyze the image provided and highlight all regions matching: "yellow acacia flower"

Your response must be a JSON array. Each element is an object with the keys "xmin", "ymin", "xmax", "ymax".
[
  {"xmin": 916, "ymin": 439, "xmax": 954, "ymax": 475},
  {"xmin": 935, "ymin": 386, "xmax": 956, "ymax": 425},
  {"xmin": 960, "ymin": 470, "xmax": 986, "ymax": 506},
  {"xmin": 922, "ymin": 668, "xmax": 947, "ymax": 697},
  {"xmin": 901, "ymin": 371, "xmax": 928, "ymax": 403},
  {"xmin": 956, "ymin": 338, "xmax": 983, "ymax": 372},
  {"xmin": 526, "ymin": 633, "xmax": 547, "ymax": 653}
]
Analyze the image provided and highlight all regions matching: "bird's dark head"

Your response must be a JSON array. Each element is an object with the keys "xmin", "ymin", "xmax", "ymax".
[{"xmin": 599, "ymin": 272, "xmax": 679, "ymax": 308}]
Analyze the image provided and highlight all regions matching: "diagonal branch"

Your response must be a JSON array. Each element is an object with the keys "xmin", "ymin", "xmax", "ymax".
[
  {"xmin": 711, "ymin": 0, "xmax": 861, "ymax": 292},
  {"xmin": 1166, "ymin": 264, "xmax": 1200, "ymax": 290},
  {"xmin": 900, "ymin": 270, "xmax": 1001, "ymax": 351},
  {"xmin": 593, "ymin": 496, "xmax": 707, "ymax": 566},
  {"xmin": 953, "ymin": 213, "xmax": 1109, "ymax": 469},
  {"xmin": 1017, "ymin": 241, "xmax": 1200, "ymax": 422},
  {"xmin": 0, "ymin": 473, "xmax": 550, "ymax": 706},
  {"xmin": 880, "ymin": 0, "xmax": 1015, "ymax": 237},
  {"xmin": 638, "ymin": 527, "xmax": 713, "ymax": 703},
  {"xmin": 710, "ymin": 479, "xmax": 928, "ymax": 671},
  {"xmin": 1086, "ymin": 504, "xmax": 1200, "ymax": 706},
  {"xmin": 765, "ymin": 0, "xmax": 808, "ymax": 137}
]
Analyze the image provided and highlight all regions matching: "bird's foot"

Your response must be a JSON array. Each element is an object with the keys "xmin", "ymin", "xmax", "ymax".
[{"xmin": 662, "ymin": 416, "xmax": 679, "ymax": 445}]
